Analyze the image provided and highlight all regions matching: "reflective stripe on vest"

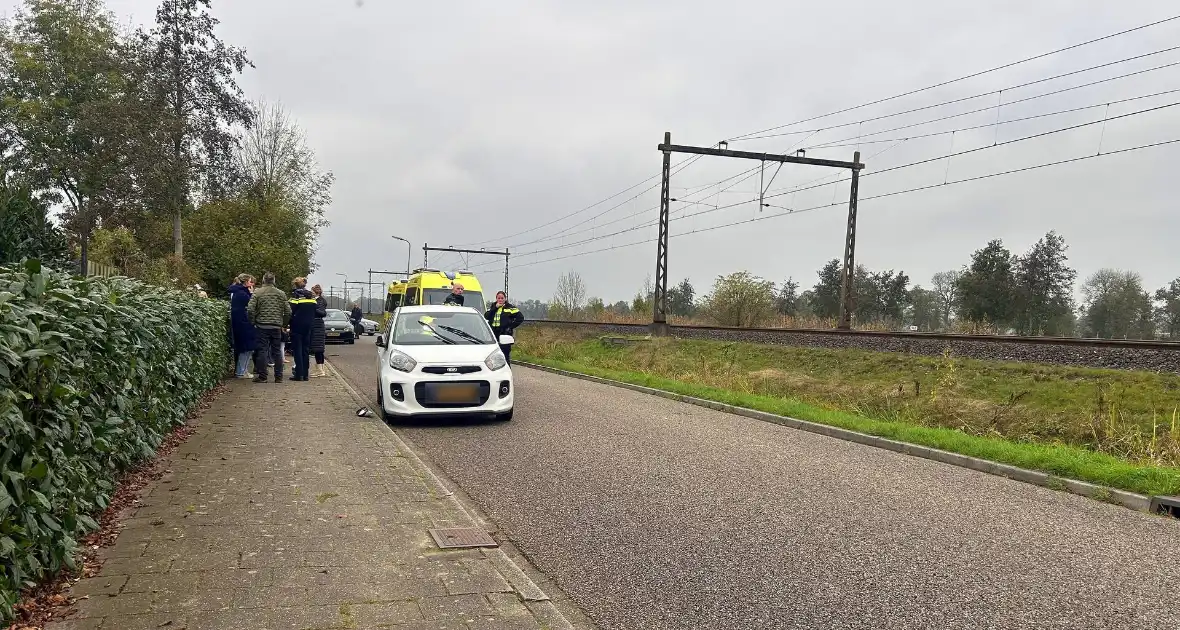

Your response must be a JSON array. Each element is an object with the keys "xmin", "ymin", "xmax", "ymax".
[
  {"xmin": 290, "ymin": 298, "xmax": 317, "ymax": 305},
  {"xmin": 494, "ymin": 306, "xmax": 519, "ymax": 328}
]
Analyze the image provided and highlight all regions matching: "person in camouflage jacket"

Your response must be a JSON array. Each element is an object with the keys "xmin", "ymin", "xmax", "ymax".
[{"xmin": 248, "ymin": 272, "xmax": 291, "ymax": 382}]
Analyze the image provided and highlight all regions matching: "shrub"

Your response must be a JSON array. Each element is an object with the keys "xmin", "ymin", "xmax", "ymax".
[{"xmin": 0, "ymin": 260, "xmax": 227, "ymax": 620}]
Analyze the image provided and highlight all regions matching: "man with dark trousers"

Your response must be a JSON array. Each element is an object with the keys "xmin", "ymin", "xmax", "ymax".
[
  {"xmin": 248, "ymin": 271, "xmax": 292, "ymax": 383},
  {"xmin": 485, "ymin": 291, "xmax": 524, "ymax": 365},
  {"xmin": 288, "ymin": 277, "xmax": 320, "ymax": 381},
  {"xmin": 347, "ymin": 302, "xmax": 364, "ymax": 337}
]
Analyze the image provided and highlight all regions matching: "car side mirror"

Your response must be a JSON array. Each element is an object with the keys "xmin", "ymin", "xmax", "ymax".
[
  {"xmin": 376, "ymin": 335, "xmax": 387, "ymax": 348},
  {"xmin": 498, "ymin": 334, "xmax": 515, "ymax": 345}
]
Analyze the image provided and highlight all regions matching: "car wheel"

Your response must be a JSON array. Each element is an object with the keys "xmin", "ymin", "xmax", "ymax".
[
  {"xmin": 377, "ymin": 388, "xmax": 393, "ymax": 422},
  {"xmin": 496, "ymin": 409, "xmax": 513, "ymax": 422},
  {"xmin": 348, "ymin": 338, "xmax": 355, "ymax": 345}
]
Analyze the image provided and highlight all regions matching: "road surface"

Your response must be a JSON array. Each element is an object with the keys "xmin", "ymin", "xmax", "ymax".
[{"xmin": 326, "ymin": 340, "xmax": 1180, "ymax": 630}]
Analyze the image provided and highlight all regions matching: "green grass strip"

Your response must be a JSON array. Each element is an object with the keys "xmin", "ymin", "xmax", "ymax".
[{"xmin": 518, "ymin": 353, "xmax": 1180, "ymax": 498}]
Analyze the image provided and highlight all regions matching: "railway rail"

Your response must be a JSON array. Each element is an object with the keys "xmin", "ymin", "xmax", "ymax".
[
  {"xmin": 522, "ymin": 320, "xmax": 1180, "ymax": 372},
  {"xmin": 526, "ymin": 319, "xmax": 1180, "ymax": 349}
]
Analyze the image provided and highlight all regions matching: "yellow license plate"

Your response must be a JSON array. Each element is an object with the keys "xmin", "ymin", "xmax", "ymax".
[
  {"xmin": 327, "ymin": 332, "xmax": 340, "ymax": 337},
  {"xmin": 433, "ymin": 384, "xmax": 479, "ymax": 403}
]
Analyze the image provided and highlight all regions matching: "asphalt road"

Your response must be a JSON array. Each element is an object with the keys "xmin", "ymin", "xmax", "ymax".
[{"xmin": 326, "ymin": 340, "xmax": 1180, "ymax": 630}]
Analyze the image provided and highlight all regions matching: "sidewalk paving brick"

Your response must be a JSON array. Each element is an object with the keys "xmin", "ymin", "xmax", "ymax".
[{"xmin": 49, "ymin": 370, "xmax": 565, "ymax": 630}]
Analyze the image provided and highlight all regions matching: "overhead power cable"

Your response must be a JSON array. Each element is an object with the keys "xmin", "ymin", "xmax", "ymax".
[
  {"xmin": 460, "ymin": 15, "xmax": 1180, "ymax": 253},
  {"xmin": 800, "ymin": 87, "xmax": 1180, "ymax": 150},
  {"xmin": 507, "ymin": 137, "xmax": 1180, "ymax": 270},
  {"xmin": 751, "ymin": 98, "xmax": 1180, "ymax": 204},
  {"xmin": 734, "ymin": 48, "xmax": 1180, "ymax": 143},
  {"xmin": 725, "ymin": 14, "xmax": 1180, "ymax": 141},
  {"xmin": 503, "ymin": 99, "xmax": 1178, "ymax": 261}
]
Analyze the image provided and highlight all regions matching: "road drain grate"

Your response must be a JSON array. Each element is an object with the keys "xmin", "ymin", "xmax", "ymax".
[
  {"xmin": 428, "ymin": 527, "xmax": 499, "ymax": 549},
  {"xmin": 1151, "ymin": 495, "xmax": 1180, "ymax": 519}
]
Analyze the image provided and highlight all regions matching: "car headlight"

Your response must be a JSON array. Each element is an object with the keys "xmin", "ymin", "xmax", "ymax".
[
  {"xmin": 484, "ymin": 348, "xmax": 507, "ymax": 371},
  {"xmin": 388, "ymin": 349, "xmax": 416, "ymax": 372}
]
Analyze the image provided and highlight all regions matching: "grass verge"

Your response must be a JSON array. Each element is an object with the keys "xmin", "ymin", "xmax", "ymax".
[{"xmin": 516, "ymin": 329, "xmax": 1180, "ymax": 497}]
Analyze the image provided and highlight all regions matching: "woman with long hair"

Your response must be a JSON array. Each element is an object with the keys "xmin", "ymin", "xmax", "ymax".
[
  {"xmin": 310, "ymin": 284, "xmax": 328, "ymax": 377},
  {"xmin": 227, "ymin": 273, "xmax": 256, "ymax": 378}
]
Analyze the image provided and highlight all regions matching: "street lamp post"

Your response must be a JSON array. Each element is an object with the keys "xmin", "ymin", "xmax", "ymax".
[
  {"xmin": 335, "ymin": 273, "xmax": 348, "ymax": 306},
  {"xmin": 391, "ymin": 235, "xmax": 411, "ymax": 276}
]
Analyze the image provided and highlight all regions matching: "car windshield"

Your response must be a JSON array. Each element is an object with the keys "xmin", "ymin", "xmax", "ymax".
[
  {"xmin": 422, "ymin": 288, "xmax": 484, "ymax": 309},
  {"xmin": 326, "ymin": 311, "xmax": 348, "ymax": 321},
  {"xmin": 392, "ymin": 310, "xmax": 495, "ymax": 345}
]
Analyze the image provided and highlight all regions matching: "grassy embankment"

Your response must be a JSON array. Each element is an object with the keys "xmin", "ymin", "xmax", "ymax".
[{"xmin": 515, "ymin": 326, "xmax": 1180, "ymax": 497}]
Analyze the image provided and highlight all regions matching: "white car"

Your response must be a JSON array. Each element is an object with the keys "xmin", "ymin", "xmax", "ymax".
[
  {"xmin": 376, "ymin": 305, "xmax": 514, "ymax": 422},
  {"xmin": 360, "ymin": 318, "xmax": 379, "ymax": 335}
]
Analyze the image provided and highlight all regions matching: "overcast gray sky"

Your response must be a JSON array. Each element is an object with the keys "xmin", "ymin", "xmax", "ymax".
[{"xmin": 10, "ymin": 0, "xmax": 1180, "ymax": 304}]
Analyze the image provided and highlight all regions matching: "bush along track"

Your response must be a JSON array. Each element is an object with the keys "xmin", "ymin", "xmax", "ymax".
[
  {"xmin": 0, "ymin": 260, "xmax": 228, "ymax": 621},
  {"xmin": 515, "ymin": 328, "xmax": 1180, "ymax": 499}
]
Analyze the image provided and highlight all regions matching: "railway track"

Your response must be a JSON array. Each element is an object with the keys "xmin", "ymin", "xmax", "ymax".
[
  {"xmin": 523, "ymin": 320, "xmax": 1180, "ymax": 372},
  {"xmin": 527, "ymin": 319, "xmax": 1180, "ymax": 349}
]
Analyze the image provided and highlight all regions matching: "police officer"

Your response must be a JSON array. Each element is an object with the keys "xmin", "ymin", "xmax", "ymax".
[
  {"xmin": 287, "ymin": 277, "xmax": 320, "ymax": 381},
  {"xmin": 485, "ymin": 291, "xmax": 524, "ymax": 365}
]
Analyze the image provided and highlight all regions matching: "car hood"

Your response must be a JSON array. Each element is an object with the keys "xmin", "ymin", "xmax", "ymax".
[
  {"xmin": 325, "ymin": 320, "xmax": 351, "ymax": 328},
  {"xmin": 393, "ymin": 344, "xmax": 498, "ymax": 364}
]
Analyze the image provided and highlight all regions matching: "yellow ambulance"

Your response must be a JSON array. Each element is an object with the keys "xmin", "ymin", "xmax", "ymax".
[
  {"xmin": 383, "ymin": 269, "xmax": 487, "ymax": 328},
  {"xmin": 382, "ymin": 280, "xmax": 407, "ymax": 330},
  {"xmin": 404, "ymin": 268, "xmax": 485, "ymax": 308}
]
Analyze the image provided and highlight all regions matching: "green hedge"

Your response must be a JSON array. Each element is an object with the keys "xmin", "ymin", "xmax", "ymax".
[{"xmin": 0, "ymin": 261, "xmax": 227, "ymax": 619}]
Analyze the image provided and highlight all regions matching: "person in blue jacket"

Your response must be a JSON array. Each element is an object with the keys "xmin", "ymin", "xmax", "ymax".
[{"xmin": 228, "ymin": 274, "xmax": 256, "ymax": 378}]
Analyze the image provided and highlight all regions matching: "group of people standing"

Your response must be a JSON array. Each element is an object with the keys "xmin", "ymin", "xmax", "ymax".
[
  {"xmin": 228, "ymin": 272, "xmax": 331, "ymax": 383},
  {"xmin": 228, "ymin": 272, "xmax": 525, "ymax": 381}
]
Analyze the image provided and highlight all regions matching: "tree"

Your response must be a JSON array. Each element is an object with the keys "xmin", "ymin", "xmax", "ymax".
[
  {"xmin": 810, "ymin": 259, "xmax": 842, "ymax": 319},
  {"xmin": 795, "ymin": 289, "xmax": 816, "ymax": 318},
  {"xmin": 128, "ymin": 0, "xmax": 253, "ymax": 258},
  {"xmin": 585, "ymin": 297, "xmax": 605, "ymax": 318},
  {"xmin": 956, "ymin": 239, "xmax": 1016, "ymax": 329},
  {"xmin": 930, "ymin": 270, "xmax": 960, "ymax": 329},
  {"xmin": 88, "ymin": 226, "xmax": 147, "ymax": 276},
  {"xmin": 551, "ymin": 271, "xmax": 586, "ymax": 319},
  {"xmin": 631, "ymin": 293, "xmax": 650, "ymax": 317},
  {"xmin": 0, "ymin": 0, "xmax": 131, "ymax": 272},
  {"xmin": 608, "ymin": 300, "xmax": 631, "ymax": 315},
  {"xmin": 0, "ymin": 169, "xmax": 69, "ymax": 267},
  {"xmin": 1013, "ymin": 231, "xmax": 1076, "ymax": 335},
  {"xmin": 632, "ymin": 274, "xmax": 653, "ymax": 317},
  {"xmin": 851, "ymin": 266, "xmax": 910, "ymax": 325},
  {"xmin": 852, "ymin": 265, "xmax": 879, "ymax": 323},
  {"xmin": 700, "ymin": 271, "xmax": 776, "ymax": 327},
  {"xmin": 184, "ymin": 195, "xmax": 310, "ymax": 292},
  {"xmin": 1155, "ymin": 278, "xmax": 1180, "ymax": 339},
  {"xmin": 667, "ymin": 278, "xmax": 696, "ymax": 317},
  {"xmin": 1079, "ymin": 269, "xmax": 1155, "ymax": 339},
  {"xmin": 774, "ymin": 277, "xmax": 800, "ymax": 316},
  {"xmin": 517, "ymin": 299, "xmax": 549, "ymax": 320},
  {"xmin": 236, "ymin": 98, "xmax": 332, "ymax": 268},
  {"xmin": 907, "ymin": 286, "xmax": 941, "ymax": 331}
]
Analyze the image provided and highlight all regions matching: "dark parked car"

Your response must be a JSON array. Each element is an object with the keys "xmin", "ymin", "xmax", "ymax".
[{"xmin": 324, "ymin": 309, "xmax": 355, "ymax": 344}]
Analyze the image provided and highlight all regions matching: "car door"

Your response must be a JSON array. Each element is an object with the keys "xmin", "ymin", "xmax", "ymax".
[{"xmin": 376, "ymin": 312, "xmax": 394, "ymax": 369}]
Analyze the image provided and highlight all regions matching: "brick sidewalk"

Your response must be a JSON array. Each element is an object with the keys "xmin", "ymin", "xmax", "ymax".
[{"xmin": 49, "ymin": 368, "xmax": 575, "ymax": 630}]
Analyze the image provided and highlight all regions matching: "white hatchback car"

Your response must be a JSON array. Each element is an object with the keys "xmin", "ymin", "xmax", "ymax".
[{"xmin": 376, "ymin": 305, "xmax": 514, "ymax": 422}]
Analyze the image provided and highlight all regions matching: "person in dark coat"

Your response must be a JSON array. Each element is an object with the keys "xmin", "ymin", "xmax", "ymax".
[
  {"xmin": 349, "ymin": 303, "xmax": 364, "ymax": 336},
  {"xmin": 443, "ymin": 282, "xmax": 465, "ymax": 306},
  {"xmin": 288, "ymin": 277, "xmax": 319, "ymax": 381},
  {"xmin": 484, "ymin": 291, "xmax": 524, "ymax": 365},
  {"xmin": 228, "ymin": 274, "xmax": 256, "ymax": 378},
  {"xmin": 310, "ymin": 284, "xmax": 328, "ymax": 378}
]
